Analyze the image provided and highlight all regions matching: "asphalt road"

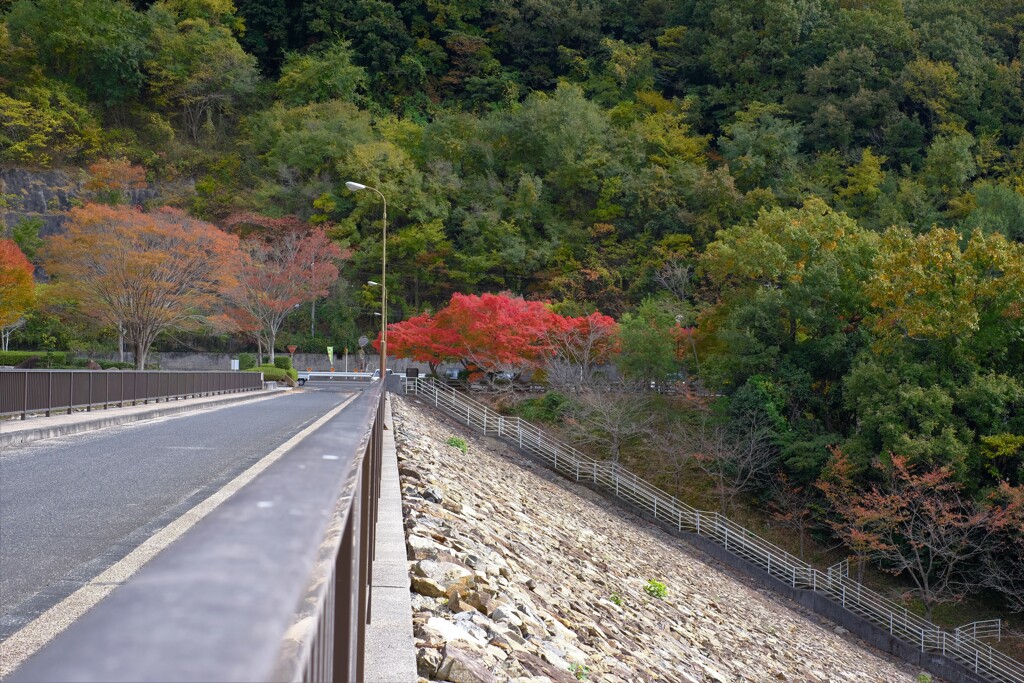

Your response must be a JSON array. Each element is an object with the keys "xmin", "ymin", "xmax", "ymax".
[{"xmin": 0, "ymin": 387, "xmax": 353, "ymax": 639}]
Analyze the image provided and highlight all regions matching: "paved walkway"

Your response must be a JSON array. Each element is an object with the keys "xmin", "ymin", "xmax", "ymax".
[{"xmin": 0, "ymin": 388, "xmax": 285, "ymax": 448}]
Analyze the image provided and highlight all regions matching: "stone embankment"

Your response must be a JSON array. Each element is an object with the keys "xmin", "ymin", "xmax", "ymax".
[{"xmin": 393, "ymin": 395, "xmax": 926, "ymax": 683}]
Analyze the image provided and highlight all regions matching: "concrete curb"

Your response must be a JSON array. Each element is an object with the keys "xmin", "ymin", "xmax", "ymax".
[
  {"xmin": 0, "ymin": 390, "xmax": 286, "ymax": 449},
  {"xmin": 364, "ymin": 392, "xmax": 417, "ymax": 682}
]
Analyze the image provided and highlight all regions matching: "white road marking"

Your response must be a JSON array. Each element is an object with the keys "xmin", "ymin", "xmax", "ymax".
[{"xmin": 0, "ymin": 392, "xmax": 359, "ymax": 678}]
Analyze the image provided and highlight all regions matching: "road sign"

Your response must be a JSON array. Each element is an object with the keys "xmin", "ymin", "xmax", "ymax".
[{"xmin": 358, "ymin": 335, "xmax": 369, "ymax": 348}]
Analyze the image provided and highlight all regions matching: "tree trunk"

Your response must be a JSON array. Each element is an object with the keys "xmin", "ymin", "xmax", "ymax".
[{"xmin": 134, "ymin": 339, "xmax": 146, "ymax": 371}]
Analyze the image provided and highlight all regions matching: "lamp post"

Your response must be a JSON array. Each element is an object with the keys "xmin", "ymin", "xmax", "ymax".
[
  {"xmin": 347, "ymin": 181, "xmax": 387, "ymax": 378},
  {"xmin": 369, "ymin": 281, "xmax": 386, "ymax": 374}
]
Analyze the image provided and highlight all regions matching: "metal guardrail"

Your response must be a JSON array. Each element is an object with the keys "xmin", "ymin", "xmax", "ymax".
[
  {"xmin": 0, "ymin": 369, "xmax": 263, "ymax": 419},
  {"xmin": 9, "ymin": 383, "xmax": 385, "ymax": 683},
  {"xmin": 405, "ymin": 377, "xmax": 1024, "ymax": 683},
  {"xmin": 959, "ymin": 621, "xmax": 1004, "ymax": 642}
]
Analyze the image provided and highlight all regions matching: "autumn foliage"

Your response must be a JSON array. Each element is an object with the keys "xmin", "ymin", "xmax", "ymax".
[
  {"xmin": 0, "ymin": 238, "xmax": 34, "ymax": 327},
  {"xmin": 222, "ymin": 228, "xmax": 345, "ymax": 360},
  {"xmin": 818, "ymin": 451, "xmax": 1003, "ymax": 620},
  {"xmin": 84, "ymin": 158, "xmax": 148, "ymax": 205},
  {"xmin": 44, "ymin": 204, "xmax": 240, "ymax": 369},
  {"xmin": 385, "ymin": 292, "xmax": 617, "ymax": 381}
]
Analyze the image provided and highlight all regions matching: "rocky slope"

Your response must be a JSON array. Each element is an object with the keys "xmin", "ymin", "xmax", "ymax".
[{"xmin": 393, "ymin": 395, "xmax": 927, "ymax": 683}]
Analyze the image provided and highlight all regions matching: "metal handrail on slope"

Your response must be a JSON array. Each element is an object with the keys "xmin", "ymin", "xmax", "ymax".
[{"xmin": 405, "ymin": 377, "xmax": 1024, "ymax": 683}]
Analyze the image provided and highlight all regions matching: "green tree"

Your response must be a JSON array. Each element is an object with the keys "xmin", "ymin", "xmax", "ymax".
[
  {"xmin": 145, "ymin": 2, "xmax": 259, "ymax": 140},
  {"xmin": 275, "ymin": 40, "xmax": 367, "ymax": 106},
  {"xmin": 615, "ymin": 296, "xmax": 681, "ymax": 384},
  {"xmin": 718, "ymin": 102, "xmax": 803, "ymax": 194},
  {"xmin": 7, "ymin": 0, "xmax": 150, "ymax": 106}
]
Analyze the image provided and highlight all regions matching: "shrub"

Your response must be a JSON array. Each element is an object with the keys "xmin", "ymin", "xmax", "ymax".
[
  {"xmin": 246, "ymin": 364, "xmax": 298, "ymax": 386},
  {"xmin": 0, "ymin": 350, "xmax": 69, "ymax": 367},
  {"xmin": 445, "ymin": 436, "xmax": 468, "ymax": 453},
  {"xmin": 97, "ymin": 360, "xmax": 134, "ymax": 369},
  {"xmin": 569, "ymin": 663, "xmax": 590, "ymax": 680},
  {"xmin": 644, "ymin": 579, "xmax": 667, "ymax": 599},
  {"xmin": 237, "ymin": 353, "xmax": 256, "ymax": 370},
  {"xmin": 512, "ymin": 391, "xmax": 569, "ymax": 423},
  {"xmin": 273, "ymin": 356, "xmax": 292, "ymax": 370}
]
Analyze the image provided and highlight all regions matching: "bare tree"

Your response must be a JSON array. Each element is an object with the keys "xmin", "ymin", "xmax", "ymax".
[
  {"xmin": 1, "ymin": 317, "xmax": 24, "ymax": 352},
  {"xmin": 767, "ymin": 472, "xmax": 816, "ymax": 559},
  {"xmin": 655, "ymin": 260, "xmax": 692, "ymax": 302},
  {"xmin": 684, "ymin": 406, "xmax": 776, "ymax": 514},
  {"xmin": 565, "ymin": 385, "xmax": 655, "ymax": 465},
  {"xmin": 980, "ymin": 483, "xmax": 1024, "ymax": 613},
  {"xmin": 543, "ymin": 313, "xmax": 619, "ymax": 391}
]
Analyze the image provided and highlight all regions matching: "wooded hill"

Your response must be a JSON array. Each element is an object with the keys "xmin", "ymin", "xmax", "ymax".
[{"xmin": 1, "ymin": 0, "xmax": 1023, "ymax": 624}]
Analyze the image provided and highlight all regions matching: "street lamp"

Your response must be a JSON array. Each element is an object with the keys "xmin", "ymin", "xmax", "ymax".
[
  {"xmin": 348, "ymin": 181, "xmax": 387, "ymax": 378},
  {"xmin": 368, "ymin": 281, "xmax": 386, "ymax": 373}
]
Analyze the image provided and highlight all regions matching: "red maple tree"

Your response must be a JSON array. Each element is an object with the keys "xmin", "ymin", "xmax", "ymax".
[{"xmin": 387, "ymin": 293, "xmax": 616, "ymax": 383}]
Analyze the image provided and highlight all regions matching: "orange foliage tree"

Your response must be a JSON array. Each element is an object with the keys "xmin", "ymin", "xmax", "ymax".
[
  {"xmin": 819, "ymin": 451, "xmax": 1002, "ymax": 620},
  {"xmin": 0, "ymin": 238, "xmax": 34, "ymax": 350},
  {"xmin": 44, "ymin": 204, "xmax": 240, "ymax": 369},
  {"xmin": 84, "ymin": 158, "xmax": 148, "ymax": 205},
  {"xmin": 222, "ymin": 229, "xmax": 345, "ymax": 362}
]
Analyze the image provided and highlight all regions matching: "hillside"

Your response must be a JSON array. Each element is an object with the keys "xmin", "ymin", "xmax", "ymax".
[
  {"xmin": 393, "ymin": 395, "xmax": 926, "ymax": 682},
  {"xmin": 2, "ymin": 0, "xmax": 1022, "ymax": 626}
]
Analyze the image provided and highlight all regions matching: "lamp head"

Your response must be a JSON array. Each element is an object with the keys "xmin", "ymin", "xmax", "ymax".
[
  {"xmin": 368, "ymin": 280, "xmax": 381, "ymax": 286},
  {"xmin": 345, "ymin": 181, "xmax": 366, "ymax": 192}
]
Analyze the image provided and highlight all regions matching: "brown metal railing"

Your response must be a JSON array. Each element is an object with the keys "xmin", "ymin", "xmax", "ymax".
[{"xmin": 0, "ymin": 370, "xmax": 264, "ymax": 420}]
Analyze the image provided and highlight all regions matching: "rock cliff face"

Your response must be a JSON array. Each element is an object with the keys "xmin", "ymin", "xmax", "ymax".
[
  {"xmin": 0, "ymin": 167, "xmax": 161, "ymax": 235},
  {"xmin": 392, "ymin": 396, "xmax": 926, "ymax": 683}
]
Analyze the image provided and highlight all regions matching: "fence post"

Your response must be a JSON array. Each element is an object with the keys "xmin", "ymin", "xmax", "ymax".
[
  {"xmin": 22, "ymin": 372, "xmax": 28, "ymax": 419},
  {"xmin": 46, "ymin": 371, "xmax": 52, "ymax": 417}
]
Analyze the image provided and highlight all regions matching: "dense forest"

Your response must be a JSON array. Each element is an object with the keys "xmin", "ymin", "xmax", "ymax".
[{"xmin": 2, "ymin": 0, "xmax": 1024, "ymax": 625}]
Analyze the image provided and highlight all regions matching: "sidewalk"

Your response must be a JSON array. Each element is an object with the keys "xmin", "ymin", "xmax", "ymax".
[
  {"xmin": 0, "ymin": 388, "xmax": 288, "ymax": 449},
  {"xmin": 364, "ymin": 392, "xmax": 417, "ymax": 682}
]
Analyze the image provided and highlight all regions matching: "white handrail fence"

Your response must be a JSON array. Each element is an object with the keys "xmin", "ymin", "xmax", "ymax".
[{"xmin": 405, "ymin": 377, "xmax": 1024, "ymax": 683}]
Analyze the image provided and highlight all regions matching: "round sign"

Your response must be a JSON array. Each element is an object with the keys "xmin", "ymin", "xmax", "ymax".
[{"xmin": 358, "ymin": 335, "xmax": 369, "ymax": 348}]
